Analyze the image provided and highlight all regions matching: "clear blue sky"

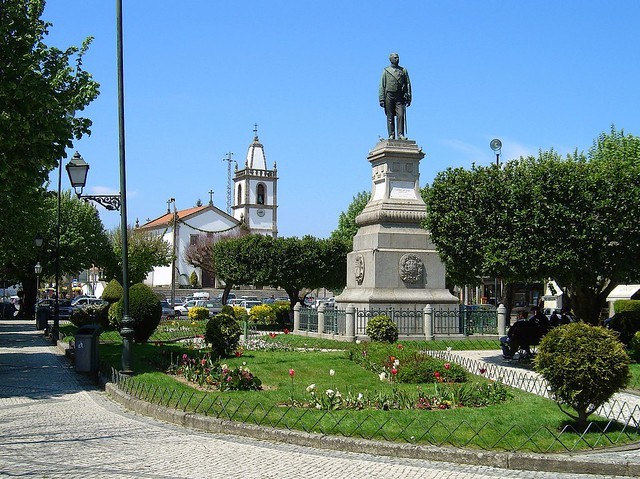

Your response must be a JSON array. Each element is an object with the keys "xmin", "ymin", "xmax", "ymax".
[{"xmin": 43, "ymin": 1, "xmax": 640, "ymax": 238}]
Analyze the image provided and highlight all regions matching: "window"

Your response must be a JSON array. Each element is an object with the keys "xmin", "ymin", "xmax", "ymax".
[
  {"xmin": 237, "ymin": 185, "xmax": 242, "ymax": 205},
  {"xmin": 190, "ymin": 235, "xmax": 198, "ymax": 246},
  {"xmin": 257, "ymin": 184, "xmax": 265, "ymax": 205}
]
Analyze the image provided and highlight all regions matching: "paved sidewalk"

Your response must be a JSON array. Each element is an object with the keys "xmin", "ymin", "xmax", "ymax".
[{"xmin": 1, "ymin": 320, "xmax": 639, "ymax": 478}]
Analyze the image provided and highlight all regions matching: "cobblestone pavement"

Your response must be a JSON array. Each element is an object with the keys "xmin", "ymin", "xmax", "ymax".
[{"xmin": 0, "ymin": 320, "xmax": 638, "ymax": 479}]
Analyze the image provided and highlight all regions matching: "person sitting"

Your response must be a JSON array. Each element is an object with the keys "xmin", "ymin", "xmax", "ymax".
[{"xmin": 500, "ymin": 308, "xmax": 548, "ymax": 359}]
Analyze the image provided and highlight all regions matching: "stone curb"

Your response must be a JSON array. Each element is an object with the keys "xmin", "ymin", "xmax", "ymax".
[{"xmin": 104, "ymin": 381, "xmax": 640, "ymax": 477}]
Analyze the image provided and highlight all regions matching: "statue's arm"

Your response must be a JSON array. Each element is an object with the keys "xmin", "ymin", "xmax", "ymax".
[
  {"xmin": 378, "ymin": 71, "xmax": 386, "ymax": 106},
  {"xmin": 404, "ymin": 69, "xmax": 412, "ymax": 106}
]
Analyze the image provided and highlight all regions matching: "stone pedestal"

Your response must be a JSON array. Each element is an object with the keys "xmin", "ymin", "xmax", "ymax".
[{"xmin": 335, "ymin": 139, "xmax": 458, "ymax": 311}]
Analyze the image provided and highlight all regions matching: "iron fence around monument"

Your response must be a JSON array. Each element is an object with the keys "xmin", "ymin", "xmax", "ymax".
[
  {"xmin": 355, "ymin": 308, "xmax": 424, "ymax": 336},
  {"xmin": 295, "ymin": 305, "xmax": 498, "ymax": 339}
]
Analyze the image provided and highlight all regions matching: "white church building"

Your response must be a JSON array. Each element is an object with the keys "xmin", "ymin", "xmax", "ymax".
[{"xmin": 139, "ymin": 130, "xmax": 278, "ymax": 288}]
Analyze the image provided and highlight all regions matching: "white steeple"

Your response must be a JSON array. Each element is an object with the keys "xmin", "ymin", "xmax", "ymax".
[{"xmin": 245, "ymin": 123, "xmax": 267, "ymax": 170}]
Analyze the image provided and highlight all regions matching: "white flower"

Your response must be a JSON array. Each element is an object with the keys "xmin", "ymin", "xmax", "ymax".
[
  {"xmin": 355, "ymin": 339, "xmax": 361, "ymax": 345},
  {"xmin": 221, "ymin": 364, "xmax": 228, "ymax": 370},
  {"xmin": 446, "ymin": 346, "xmax": 452, "ymax": 352},
  {"xmin": 357, "ymin": 393, "xmax": 363, "ymax": 401},
  {"xmin": 393, "ymin": 359, "xmax": 400, "ymax": 367},
  {"xmin": 379, "ymin": 372, "xmax": 387, "ymax": 381},
  {"xmin": 315, "ymin": 404, "xmax": 322, "ymax": 409},
  {"xmin": 325, "ymin": 389, "xmax": 335, "ymax": 396},
  {"xmin": 335, "ymin": 390, "xmax": 342, "ymax": 398},
  {"xmin": 242, "ymin": 361, "xmax": 247, "ymax": 366},
  {"xmin": 306, "ymin": 383, "xmax": 316, "ymax": 392},
  {"xmin": 329, "ymin": 369, "xmax": 335, "ymax": 377}
]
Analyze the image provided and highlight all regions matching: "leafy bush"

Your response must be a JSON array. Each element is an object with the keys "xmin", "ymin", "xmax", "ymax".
[
  {"xmin": 188, "ymin": 306, "xmax": 210, "ymax": 321},
  {"xmin": 101, "ymin": 279, "xmax": 123, "ymax": 304},
  {"xmin": 608, "ymin": 301, "xmax": 640, "ymax": 344},
  {"xmin": 249, "ymin": 304, "xmax": 276, "ymax": 324},
  {"xmin": 167, "ymin": 353, "xmax": 262, "ymax": 391},
  {"xmin": 396, "ymin": 355, "xmax": 468, "ymax": 384},
  {"xmin": 205, "ymin": 313, "xmax": 241, "ymax": 359},
  {"xmin": 629, "ymin": 331, "xmax": 640, "ymax": 361},
  {"xmin": 232, "ymin": 305, "xmax": 248, "ymax": 323},
  {"xmin": 70, "ymin": 303, "xmax": 110, "ymax": 328},
  {"xmin": 366, "ymin": 315, "xmax": 398, "ymax": 343},
  {"xmin": 535, "ymin": 322, "xmax": 630, "ymax": 428},
  {"xmin": 271, "ymin": 301, "xmax": 292, "ymax": 327},
  {"xmin": 109, "ymin": 283, "xmax": 162, "ymax": 343}
]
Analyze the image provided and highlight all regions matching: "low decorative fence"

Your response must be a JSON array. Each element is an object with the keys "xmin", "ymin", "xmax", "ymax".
[
  {"xmin": 107, "ymin": 366, "xmax": 640, "ymax": 454},
  {"xmin": 294, "ymin": 304, "xmax": 503, "ymax": 341}
]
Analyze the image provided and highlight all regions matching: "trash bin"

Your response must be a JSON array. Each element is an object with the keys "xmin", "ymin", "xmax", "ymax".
[
  {"xmin": 36, "ymin": 307, "xmax": 49, "ymax": 330},
  {"xmin": 74, "ymin": 324, "xmax": 102, "ymax": 373}
]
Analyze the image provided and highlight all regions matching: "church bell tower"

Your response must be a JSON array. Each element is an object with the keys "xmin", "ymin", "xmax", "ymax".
[{"xmin": 232, "ymin": 125, "xmax": 278, "ymax": 237}]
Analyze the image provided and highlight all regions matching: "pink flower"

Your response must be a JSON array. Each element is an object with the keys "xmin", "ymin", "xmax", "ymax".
[
  {"xmin": 444, "ymin": 363, "xmax": 451, "ymax": 370},
  {"xmin": 201, "ymin": 359, "xmax": 206, "ymax": 365},
  {"xmin": 391, "ymin": 368, "xmax": 397, "ymax": 375},
  {"xmin": 289, "ymin": 369, "xmax": 295, "ymax": 377}
]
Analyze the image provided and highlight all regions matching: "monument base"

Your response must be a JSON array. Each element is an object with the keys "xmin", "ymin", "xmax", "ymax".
[{"xmin": 335, "ymin": 138, "xmax": 458, "ymax": 313}]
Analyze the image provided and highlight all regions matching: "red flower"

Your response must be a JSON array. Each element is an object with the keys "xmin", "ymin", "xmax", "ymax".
[
  {"xmin": 434, "ymin": 371, "xmax": 441, "ymax": 378},
  {"xmin": 284, "ymin": 328, "xmax": 290, "ymax": 334},
  {"xmin": 444, "ymin": 363, "xmax": 451, "ymax": 370},
  {"xmin": 201, "ymin": 359, "xmax": 207, "ymax": 365},
  {"xmin": 269, "ymin": 332, "xmax": 277, "ymax": 339},
  {"xmin": 397, "ymin": 344, "xmax": 404, "ymax": 350},
  {"xmin": 479, "ymin": 368, "xmax": 487, "ymax": 375},
  {"xmin": 391, "ymin": 368, "xmax": 397, "ymax": 375},
  {"xmin": 235, "ymin": 350, "xmax": 243, "ymax": 357},
  {"xmin": 289, "ymin": 368, "xmax": 295, "ymax": 377}
]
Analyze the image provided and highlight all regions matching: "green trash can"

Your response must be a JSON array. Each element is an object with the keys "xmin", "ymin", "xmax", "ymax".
[
  {"xmin": 75, "ymin": 324, "xmax": 102, "ymax": 373},
  {"xmin": 36, "ymin": 307, "xmax": 50, "ymax": 330}
]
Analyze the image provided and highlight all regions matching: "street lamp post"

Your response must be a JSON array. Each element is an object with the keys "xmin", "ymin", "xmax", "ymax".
[{"xmin": 490, "ymin": 139, "xmax": 502, "ymax": 306}]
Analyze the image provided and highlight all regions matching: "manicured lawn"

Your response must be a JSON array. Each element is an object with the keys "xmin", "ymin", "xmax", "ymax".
[{"xmin": 94, "ymin": 336, "xmax": 637, "ymax": 453}]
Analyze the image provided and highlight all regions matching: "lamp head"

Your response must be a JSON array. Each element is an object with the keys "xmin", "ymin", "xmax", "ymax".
[
  {"xmin": 65, "ymin": 151, "xmax": 90, "ymax": 197},
  {"xmin": 490, "ymin": 139, "xmax": 502, "ymax": 152}
]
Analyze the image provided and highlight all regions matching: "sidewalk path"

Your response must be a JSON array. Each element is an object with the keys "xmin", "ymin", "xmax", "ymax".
[{"xmin": 0, "ymin": 320, "xmax": 638, "ymax": 478}]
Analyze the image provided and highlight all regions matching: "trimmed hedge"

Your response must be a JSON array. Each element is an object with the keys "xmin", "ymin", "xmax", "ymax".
[
  {"xmin": 535, "ymin": 322, "xmax": 630, "ymax": 427},
  {"xmin": 109, "ymin": 283, "xmax": 162, "ymax": 343},
  {"xmin": 609, "ymin": 300, "xmax": 640, "ymax": 344},
  {"xmin": 366, "ymin": 315, "xmax": 399, "ymax": 343}
]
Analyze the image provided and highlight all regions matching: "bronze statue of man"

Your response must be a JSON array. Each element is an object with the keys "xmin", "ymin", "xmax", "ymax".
[{"xmin": 379, "ymin": 53, "xmax": 412, "ymax": 139}]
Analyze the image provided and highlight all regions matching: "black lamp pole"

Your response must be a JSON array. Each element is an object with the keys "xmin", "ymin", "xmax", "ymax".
[
  {"xmin": 116, "ymin": 0, "xmax": 133, "ymax": 374},
  {"xmin": 490, "ymin": 139, "xmax": 502, "ymax": 306}
]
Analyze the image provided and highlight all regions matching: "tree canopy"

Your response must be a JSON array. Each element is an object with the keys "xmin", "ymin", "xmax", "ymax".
[
  {"xmin": 424, "ymin": 127, "xmax": 640, "ymax": 323},
  {"xmin": 0, "ymin": 0, "xmax": 99, "ymax": 285},
  {"xmin": 107, "ymin": 227, "xmax": 172, "ymax": 285},
  {"xmin": 213, "ymin": 234, "xmax": 349, "ymax": 306},
  {"xmin": 330, "ymin": 191, "xmax": 370, "ymax": 247}
]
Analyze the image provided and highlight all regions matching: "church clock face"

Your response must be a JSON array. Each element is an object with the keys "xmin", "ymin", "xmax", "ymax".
[{"xmin": 257, "ymin": 208, "xmax": 265, "ymax": 217}]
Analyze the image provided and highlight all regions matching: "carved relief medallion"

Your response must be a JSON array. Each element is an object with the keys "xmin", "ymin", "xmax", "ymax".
[
  {"xmin": 399, "ymin": 253, "xmax": 424, "ymax": 284},
  {"xmin": 354, "ymin": 254, "xmax": 365, "ymax": 285}
]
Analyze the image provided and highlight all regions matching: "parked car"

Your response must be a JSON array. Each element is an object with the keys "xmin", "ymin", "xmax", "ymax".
[
  {"xmin": 160, "ymin": 300, "xmax": 175, "ymax": 318},
  {"xmin": 200, "ymin": 299, "xmax": 223, "ymax": 315},
  {"xmin": 72, "ymin": 297, "xmax": 107, "ymax": 308},
  {"xmin": 37, "ymin": 299, "xmax": 73, "ymax": 321},
  {"xmin": 174, "ymin": 300, "xmax": 197, "ymax": 317},
  {"xmin": 242, "ymin": 300, "xmax": 262, "ymax": 314},
  {"xmin": 71, "ymin": 295, "xmax": 95, "ymax": 306}
]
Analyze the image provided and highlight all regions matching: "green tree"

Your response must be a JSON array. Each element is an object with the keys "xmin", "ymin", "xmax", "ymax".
[
  {"xmin": 330, "ymin": 191, "xmax": 370, "ymax": 246},
  {"xmin": 424, "ymin": 128, "xmax": 640, "ymax": 323},
  {"xmin": 15, "ymin": 190, "xmax": 113, "ymax": 316},
  {"xmin": 106, "ymin": 227, "xmax": 172, "ymax": 286},
  {"xmin": 0, "ymin": 0, "xmax": 99, "ymax": 277}
]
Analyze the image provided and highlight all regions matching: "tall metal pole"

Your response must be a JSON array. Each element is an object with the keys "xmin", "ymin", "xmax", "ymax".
[
  {"xmin": 53, "ymin": 158, "xmax": 62, "ymax": 342},
  {"xmin": 117, "ymin": 0, "xmax": 133, "ymax": 374}
]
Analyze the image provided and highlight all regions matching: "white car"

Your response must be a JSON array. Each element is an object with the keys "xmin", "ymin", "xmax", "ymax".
[
  {"xmin": 174, "ymin": 299, "xmax": 199, "ymax": 317},
  {"xmin": 242, "ymin": 300, "xmax": 262, "ymax": 314}
]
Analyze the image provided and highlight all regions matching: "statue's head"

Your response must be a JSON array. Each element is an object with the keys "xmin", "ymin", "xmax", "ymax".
[{"xmin": 389, "ymin": 53, "xmax": 399, "ymax": 65}]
